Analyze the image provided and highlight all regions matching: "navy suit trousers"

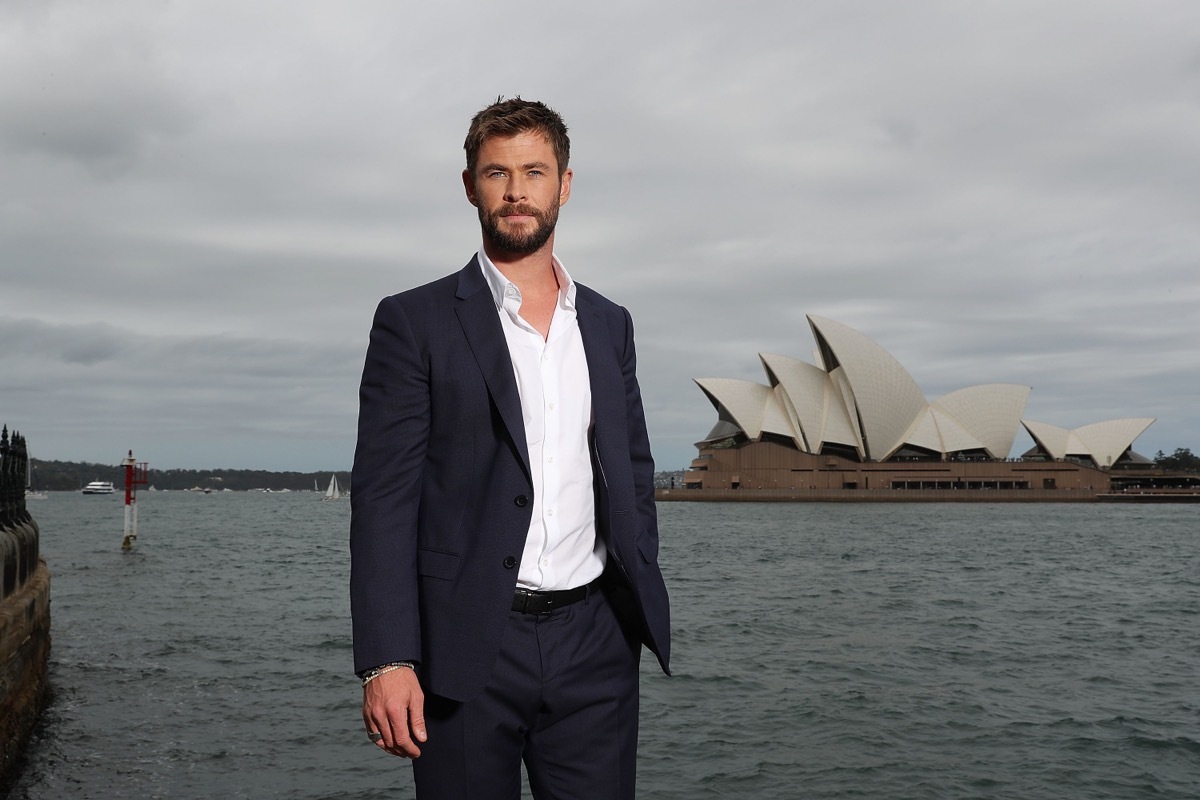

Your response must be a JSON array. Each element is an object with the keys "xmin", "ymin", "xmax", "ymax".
[{"xmin": 412, "ymin": 586, "xmax": 642, "ymax": 800}]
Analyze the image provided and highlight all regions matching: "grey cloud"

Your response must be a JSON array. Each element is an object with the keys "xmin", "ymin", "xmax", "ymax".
[
  {"xmin": 0, "ymin": 318, "xmax": 123, "ymax": 364},
  {"xmin": 0, "ymin": 12, "xmax": 195, "ymax": 176},
  {"xmin": 3, "ymin": 0, "xmax": 1199, "ymax": 471}
]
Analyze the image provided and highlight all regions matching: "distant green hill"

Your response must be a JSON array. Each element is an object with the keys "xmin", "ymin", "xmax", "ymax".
[
  {"xmin": 30, "ymin": 459, "xmax": 686, "ymax": 493},
  {"xmin": 29, "ymin": 459, "xmax": 349, "ymax": 494}
]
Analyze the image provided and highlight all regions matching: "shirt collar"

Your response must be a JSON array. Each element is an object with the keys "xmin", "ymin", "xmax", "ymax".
[{"xmin": 477, "ymin": 248, "xmax": 578, "ymax": 313}]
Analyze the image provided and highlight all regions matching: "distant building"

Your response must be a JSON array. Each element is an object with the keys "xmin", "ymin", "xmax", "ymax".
[{"xmin": 676, "ymin": 316, "xmax": 1155, "ymax": 500}]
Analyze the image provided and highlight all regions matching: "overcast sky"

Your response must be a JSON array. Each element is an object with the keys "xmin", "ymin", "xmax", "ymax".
[{"xmin": 3, "ymin": 0, "xmax": 1198, "ymax": 473}]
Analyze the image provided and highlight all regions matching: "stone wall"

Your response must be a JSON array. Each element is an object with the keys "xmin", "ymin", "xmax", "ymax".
[
  {"xmin": 681, "ymin": 440, "xmax": 1112, "ymax": 497},
  {"xmin": 0, "ymin": 427, "xmax": 52, "ymax": 785}
]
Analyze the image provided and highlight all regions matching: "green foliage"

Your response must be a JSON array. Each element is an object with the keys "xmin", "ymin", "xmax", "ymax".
[{"xmin": 1153, "ymin": 447, "xmax": 1200, "ymax": 471}]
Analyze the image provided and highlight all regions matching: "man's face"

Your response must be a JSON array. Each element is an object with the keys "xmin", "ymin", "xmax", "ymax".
[{"xmin": 464, "ymin": 131, "xmax": 572, "ymax": 257}]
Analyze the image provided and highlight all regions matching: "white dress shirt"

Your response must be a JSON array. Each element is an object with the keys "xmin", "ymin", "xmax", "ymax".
[{"xmin": 478, "ymin": 251, "xmax": 606, "ymax": 591}]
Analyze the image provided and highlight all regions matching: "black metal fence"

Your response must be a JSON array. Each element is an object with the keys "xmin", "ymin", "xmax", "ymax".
[{"xmin": 1, "ymin": 426, "xmax": 39, "ymax": 600}]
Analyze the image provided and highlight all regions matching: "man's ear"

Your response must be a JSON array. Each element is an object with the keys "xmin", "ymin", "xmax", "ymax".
[
  {"xmin": 558, "ymin": 168, "xmax": 573, "ymax": 207},
  {"xmin": 463, "ymin": 169, "xmax": 479, "ymax": 207}
]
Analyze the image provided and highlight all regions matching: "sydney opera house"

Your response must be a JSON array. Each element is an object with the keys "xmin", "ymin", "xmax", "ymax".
[{"xmin": 675, "ymin": 315, "xmax": 1158, "ymax": 501}]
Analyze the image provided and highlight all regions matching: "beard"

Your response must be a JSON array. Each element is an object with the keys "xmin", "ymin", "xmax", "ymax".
[{"xmin": 478, "ymin": 200, "xmax": 560, "ymax": 256}]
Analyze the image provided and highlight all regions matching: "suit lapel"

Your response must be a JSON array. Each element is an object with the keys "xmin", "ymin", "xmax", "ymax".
[
  {"xmin": 578, "ymin": 291, "xmax": 634, "ymax": 555},
  {"xmin": 454, "ymin": 259, "xmax": 532, "ymax": 479},
  {"xmin": 577, "ymin": 290, "xmax": 623, "ymax": 429}
]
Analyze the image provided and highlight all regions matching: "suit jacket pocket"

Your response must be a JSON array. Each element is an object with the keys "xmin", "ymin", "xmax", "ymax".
[
  {"xmin": 417, "ymin": 548, "xmax": 462, "ymax": 581},
  {"xmin": 636, "ymin": 534, "xmax": 659, "ymax": 564}
]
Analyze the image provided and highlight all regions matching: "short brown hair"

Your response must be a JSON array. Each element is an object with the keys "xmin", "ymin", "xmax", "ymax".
[{"xmin": 464, "ymin": 97, "xmax": 571, "ymax": 177}]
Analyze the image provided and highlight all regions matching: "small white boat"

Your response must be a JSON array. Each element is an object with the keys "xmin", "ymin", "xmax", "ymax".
[
  {"xmin": 26, "ymin": 453, "xmax": 49, "ymax": 499},
  {"xmin": 82, "ymin": 480, "xmax": 116, "ymax": 495},
  {"xmin": 323, "ymin": 474, "xmax": 343, "ymax": 501}
]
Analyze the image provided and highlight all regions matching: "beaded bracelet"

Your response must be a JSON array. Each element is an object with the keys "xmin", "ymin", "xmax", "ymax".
[{"xmin": 361, "ymin": 661, "xmax": 416, "ymax": 686}]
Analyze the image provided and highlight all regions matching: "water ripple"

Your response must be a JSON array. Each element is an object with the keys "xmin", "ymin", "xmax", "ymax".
[{"xmin": 9, "ymin": 496, "xmax": 1200, "ymax": 799}]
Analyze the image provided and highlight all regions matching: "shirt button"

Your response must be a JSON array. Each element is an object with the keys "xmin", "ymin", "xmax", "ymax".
[
  {"xmin": 548, "ymin": 403, "xmax": 556, "ymax": 411},
  {"xmin": 547, "ymin": 508, "xmax": 555, "ymax": 517}
]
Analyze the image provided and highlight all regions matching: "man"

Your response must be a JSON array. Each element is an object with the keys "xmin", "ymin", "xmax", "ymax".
[{"xmin": 350, "ymin": 97, "xmax": 671, "ymax": 799}]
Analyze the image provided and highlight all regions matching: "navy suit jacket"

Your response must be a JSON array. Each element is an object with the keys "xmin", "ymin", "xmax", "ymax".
[{"xmin": 350, "ymin": 257, "xmax": 671, "ymax": 701}]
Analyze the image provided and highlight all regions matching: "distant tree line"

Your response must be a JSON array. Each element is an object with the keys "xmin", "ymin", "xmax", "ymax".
[
  {"xmin": 653, "ymin": 470, "xmax": 684, "ymax": 489},
  {"xmin": 28, "ymin": 459, "xmax": 349, "ymax": 493},
  {"xmin": 24, "ymin": 451, "xmax": 1193, "ymax": 492},
  {"xmin": 1153, "ymin": 448, "xmax": 1200, "ymax": 472}
]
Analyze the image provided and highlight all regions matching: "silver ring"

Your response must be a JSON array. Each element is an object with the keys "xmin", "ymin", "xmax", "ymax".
[{"xmin": 367, "ymin": 731, "xmax": 384, "ymax": 742}]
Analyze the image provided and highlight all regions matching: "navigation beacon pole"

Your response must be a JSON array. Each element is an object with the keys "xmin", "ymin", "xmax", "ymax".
[{"xmin": 122, "ymin": 450, "xmax": 149, "ymax": 550}]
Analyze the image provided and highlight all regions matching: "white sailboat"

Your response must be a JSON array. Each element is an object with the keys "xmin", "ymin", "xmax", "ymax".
[
  {"xmin": 323, "ymin": 474, "xmax": 343, "ymax": 501},
  {"xmin": 25, "ymin": 453, "xmax": 48, "ymax": 500}
]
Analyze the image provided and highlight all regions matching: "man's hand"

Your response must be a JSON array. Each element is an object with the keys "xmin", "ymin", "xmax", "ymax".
[{"xmin": 362, "ymin": 667, "xmax": 428, "ymax": 758}]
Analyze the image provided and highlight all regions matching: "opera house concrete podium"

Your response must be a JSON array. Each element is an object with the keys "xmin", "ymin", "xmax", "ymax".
[{"xmin": 673, "ymin": 316, "xmax": 1157, "ymax": 502}]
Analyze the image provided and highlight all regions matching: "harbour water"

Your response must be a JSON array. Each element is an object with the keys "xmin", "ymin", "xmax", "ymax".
[{"xmin": 5, "ymin": 493, "xmax": 1198, "ymax": 799}]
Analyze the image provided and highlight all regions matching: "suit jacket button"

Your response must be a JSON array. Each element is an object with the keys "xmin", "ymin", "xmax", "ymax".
[
  {"xmin": 514, "ymin": 495, "xmax": 529, "ymax": 507},
  {"xmin": 503, "ymin": 556, "xmax": 517, "ymax": 569}
]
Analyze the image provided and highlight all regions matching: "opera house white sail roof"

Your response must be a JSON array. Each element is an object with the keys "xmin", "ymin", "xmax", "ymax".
[
  {"xmin": 1022, "ymin": 418, "xmax": 1155, "ymax": 468},
  {"xmin": 695, "ymin": 315, "xmax": 1153, "ymax": 467}
]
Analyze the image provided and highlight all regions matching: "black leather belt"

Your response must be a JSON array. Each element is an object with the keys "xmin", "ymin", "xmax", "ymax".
[{"xmin": 512, "ymin": 575, "xmax": 604, "ymax": 615}]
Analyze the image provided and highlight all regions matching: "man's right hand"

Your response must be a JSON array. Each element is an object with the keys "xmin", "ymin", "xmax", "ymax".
[{"xmin": 362, "ymin": 667, "xmax": 428, "ymax": 758}]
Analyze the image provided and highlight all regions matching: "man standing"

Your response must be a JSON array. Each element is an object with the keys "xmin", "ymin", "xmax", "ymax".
[{"xmin": 350, "ymin": 98, "xmax": 671, "ymax": 799}]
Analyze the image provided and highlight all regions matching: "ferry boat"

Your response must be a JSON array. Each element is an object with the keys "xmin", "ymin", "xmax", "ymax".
[{"xmin": 81, "ymin": 480, "xmax": 116, "ymax": 495}]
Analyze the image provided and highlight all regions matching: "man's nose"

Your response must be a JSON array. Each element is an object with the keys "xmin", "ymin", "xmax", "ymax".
[{"xmin": 503, "ymin": 177, "xmax": 527, "ymax": 202}]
